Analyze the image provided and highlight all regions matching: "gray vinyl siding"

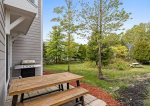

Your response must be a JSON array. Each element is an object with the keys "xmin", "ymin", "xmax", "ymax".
[
  {"xmin": 12, "ymin": 0, "xmax": 42, "ymax": 77},
  {"xmin": 0, "ymin": 0, "xmax": 6, "ymax": 106}
]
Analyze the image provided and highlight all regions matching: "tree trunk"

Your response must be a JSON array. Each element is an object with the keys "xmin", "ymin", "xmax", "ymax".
[
  {"xmin": 67, "ymin": 33, "xmax": 71, "ymax": 72},
  {"xmin": 68, "ymin": 57, "xmax": 70, "ymax": 71},
  {"xmin": 56, "ymin": 57, "xmax": 58, "ymax": 64},
  {"xmin": 98, "ymin": 0, "xmax": 104, "ymax": 79},
  {"xmin": 98, "ymin": 42, "xmax": 103, "ymax": 79},
  {"xmin": 67, "ymin": 0, "xmax": 71, "ymax": 72}
]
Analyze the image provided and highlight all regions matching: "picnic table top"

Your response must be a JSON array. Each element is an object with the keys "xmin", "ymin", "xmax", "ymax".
[
  {"xmin": 132, "ymin": 63, "xmax": 140, "ymax": 65},
  {"xmin": 9, "ymin": 72, "xmax": 83, "ymax": 96}
]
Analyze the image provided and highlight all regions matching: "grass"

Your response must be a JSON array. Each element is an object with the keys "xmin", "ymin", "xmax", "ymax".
[
  {"xmin": 44, "ymin": 63, "xmax": 150, "ymax": 95},
  {"xmin": 144, "ymin": 86, "xmax": 150, "ymax": 106}
]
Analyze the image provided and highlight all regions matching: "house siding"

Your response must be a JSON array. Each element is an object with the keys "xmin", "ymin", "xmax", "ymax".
[
  {"xmin": 0, "ymin": 0, "xmax": 6, "ymax": 106},
  {"xmin": 12, "ymin": 0, "xmax": 42, "ymax": 77}
]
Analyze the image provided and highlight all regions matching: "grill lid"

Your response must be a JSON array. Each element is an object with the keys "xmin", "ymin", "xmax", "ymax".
[{"xmin": 21, "ymin": 60, "xmax": 35, "ymax": 65}]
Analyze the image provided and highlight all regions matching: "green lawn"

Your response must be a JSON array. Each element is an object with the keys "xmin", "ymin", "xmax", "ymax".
[
  {"xmin": 44, "ymin": 63, "xmax": 150, "ymax": 95},
  {"xmin": 144, "ymin": 86, "xmax": 150, "ymax": 106}
]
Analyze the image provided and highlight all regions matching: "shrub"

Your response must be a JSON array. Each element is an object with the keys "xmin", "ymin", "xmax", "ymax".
[
  {"xmin": 83, "ymin": 61, "xmax": 97, "ymax": 68},
  {"xmin": 108, "ymin": 58, "xmax": 129, "ymax": 70}
]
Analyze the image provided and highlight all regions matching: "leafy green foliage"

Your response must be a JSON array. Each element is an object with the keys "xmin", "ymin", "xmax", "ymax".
[
  {"xmin": 43, "ymin": 42, "xmax": 47, "ymax": 59},
  {"xmin": 122, "ymin": 23, "xmax": 150, "ymax": 62},
  {"xmin": 111, "ymin": 45, "xmax": 128, "ymax": 59},
  {"xmin": 133, "ymin": 39, "xmax": 150, "ymax": 63},
  {"xmin": 87, "ymin": 32, "xmax": 113, "ymax": 66},
  {"xmin": 63, "ymin": 35, "xmax": 77, "ymax": 58},
  {"xmin": 77, "ymin": 44, "xmax": 87, "ymax": 62},
  {"xmin": 101, "ymin": 47, "xmax": 113, "ymax": 66},
  {"xmin": 86, "ymin": 32, "xmax": 98, "ymax": 63},
  {"xmin": 43, "ymin": 42, "xmax": 48, "ymax": 64},
  {"xmin": 122, "ymin": 23, "xmax": 150, "ymax": 45},
  {"xmin": 103, "ymin": 33, "xmax": 121, "ymax": 46},
  {"xmin": 83, "ymin": 61, "xmax": 97, "ymax": 68},
  {"xmin": 108, "ymin": 58, "xmax": 129, "ymax": 70},
  {"xmin": 80, "ymin": 0, "xmax": 130, "ymax": 33},
  {"xmin": 46, "ymin": 0, "xmax": 150, "ymax": 81},
  {"xmin": 51, "ymin": 0, "xmax": 81, "ymax": 71},
  {"xmin": 46, "ymin": 27, "xmax": 65, "ymax": 64},
  {"xmin": 45, "ymin": 27, "xmax": 80, "ymax": 64},
  {"xmin": 80, "ymin": 0, "xmax": 130, "ymax": 78}
]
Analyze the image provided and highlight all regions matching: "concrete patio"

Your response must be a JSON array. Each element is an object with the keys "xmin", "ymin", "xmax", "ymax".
[{"xmin": 5, "ymin": 84, "xmax": 107, "ymax": 106}]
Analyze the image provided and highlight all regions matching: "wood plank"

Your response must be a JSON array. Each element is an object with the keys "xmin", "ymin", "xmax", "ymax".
[
  {"xmin": 9, "ymin": 72, "xmax": 83, "ymax": 96},
  {"xmin": 17, "ymin": 87, "xmax": 88, "ymax": 106}
]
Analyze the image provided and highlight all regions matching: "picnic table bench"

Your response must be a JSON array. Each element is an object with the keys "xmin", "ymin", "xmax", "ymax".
[
  {"xmin": 17, "ymin": 87, "xmax": 88, "ymax": 106},
  {"xmin": 129, "ymin": 63, "xmax": 143, "ymax": 68},
  {"xmin": 9, "ymin": 72, "xmax": 88, "ymax": 106}
]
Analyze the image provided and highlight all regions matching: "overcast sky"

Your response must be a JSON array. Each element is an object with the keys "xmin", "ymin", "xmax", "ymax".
[{"xmin": 43, "ymin": 0, "xmax": 150, "ymax": 44}]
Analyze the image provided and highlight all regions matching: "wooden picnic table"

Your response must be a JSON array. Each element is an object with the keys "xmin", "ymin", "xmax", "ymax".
[{"xmin": 9, "ymin": 72, "xmax": 83, "ymax": 106}]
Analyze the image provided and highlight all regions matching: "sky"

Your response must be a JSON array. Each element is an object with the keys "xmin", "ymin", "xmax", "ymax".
[{"xmin": 43, "ymin": 0, "xmax": 150, "ymax": 44}]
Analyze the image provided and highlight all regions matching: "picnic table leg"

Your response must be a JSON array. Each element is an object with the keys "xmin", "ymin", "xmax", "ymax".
[
  {"xmin": 59, "ymin": 85, "xmax": 61, "ymax": 91},
  {"xmin": 12, "ymin": 95, "xmax": 18, "ymax": 106},
  {"xmin": 67, "ymin": 83, "xmax": 69, "ymax": 89},
  {"xmin": 76, "ymin": 80, "xmax": 80, "ymax": 87},
  {"xmin": 75, "ymin": 80, "xmax": 80, "ymax": 104},
  {"xmin": 61, "ymin": 84, "xmax": 64, "ymax": 91},
  {"xmin": 80, "ymin": 96, "xmax": 85, "ymax": 106},
  {"xmin": 20, "ymin": 93, "xmax": 24, "ymax": 103},
  {"xmin": 76, "ymin": 98, "xmax": 79, "ymax": 103}
]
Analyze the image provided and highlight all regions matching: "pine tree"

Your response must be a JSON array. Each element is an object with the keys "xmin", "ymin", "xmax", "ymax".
[
  {"xmin": 52, "ymin": 0, "xmax": 80, "ymax": 71},
  {"xmin": 80, "ymin": 0, "xmax": 130, "ymax": 79},
  {"xmin": 46, "ymin": 26, "xmax": 65, "ymax": 64}
]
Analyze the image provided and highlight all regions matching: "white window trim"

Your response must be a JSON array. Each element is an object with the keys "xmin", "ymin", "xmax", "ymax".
[{"xmin": 35, "ymin": 0, "xmax": 38, "ymax": 6}]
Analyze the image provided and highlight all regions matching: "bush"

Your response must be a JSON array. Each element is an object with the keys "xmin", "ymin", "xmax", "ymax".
[
  {"xmin": 108, "ymin": 58, "xmax": 129, "ymax": 70},
  {"xmin": 83, "ymin": 61, "xmax": 97, "ymax": 68}
]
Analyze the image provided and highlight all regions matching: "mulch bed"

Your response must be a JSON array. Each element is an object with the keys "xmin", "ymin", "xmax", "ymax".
[
  {"xmin": 117, "ymin": 79, "xmax": 150, "ymax": 106},
  {"xmin": 70, "ymin": 82, "xmax": 120, "ymax": 106},
  {"xmin": 43, "ymin": 71, "xmax": 120, "ymax": 106}
]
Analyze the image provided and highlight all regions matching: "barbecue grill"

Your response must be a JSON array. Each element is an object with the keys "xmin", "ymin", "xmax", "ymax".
[{"xmin": 14, "ymin": 60, "xmax": 41, "ymax": 78}]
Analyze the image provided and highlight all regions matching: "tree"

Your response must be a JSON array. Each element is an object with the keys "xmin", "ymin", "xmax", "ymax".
[
  {"xmin": 46, "ymin": 26, "xmax": 65, "ymax": 64},
  {"xmin": 122, "ymin": 23, "xmax": 150, "ymax": 45},
  {"xmin": 133, "ymin": 38, "xmax": 150, "ymax": 63},
  {"xmin": 101, "ymin": 47, "xmax": 113, "ymax": 66},
  {"xmin": 80, "ymin": 0, "xmax": 130, "ymax": 79},
  {"xmin": 77, "ymin": 44, "xmax": 87, "ymax": 62},
  {"xmin": 64, "ymin": 36, "xmax": 79, "ymax": 61},
  {"xmin": 111, "ymin": 45, "xmax": 128, "ymax": 59},
  {"xmin": 86, "ymin": 31, "xmax": 98, "ymax": 64},
  {"xmin": 43, "ymin": 42, "xmax": 47, "ymax": 59},
  {"xmin": 103, "ymin": 33, "xmax": 121, "ymax": 46},
  {"xmin": 87, "ymin": 31, "xmax": 113, "ymax": 66},
  {"xmin": 43, "ymin": 42, "xmax": 48, "ymax": 64},
  {"xmin": 122, "ymin": 23, "xmax": 150, "ymax": 60},
  {"xmin": 52, "ymin": 0, "xmax": 80, "ymax": 71}
]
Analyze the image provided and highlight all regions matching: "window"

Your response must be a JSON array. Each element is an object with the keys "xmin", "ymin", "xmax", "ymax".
[
  {"xmin": 29, "ymin": 0, "xmax": 38, "ymax": 6},
  {"xmin": 28, "ymin": 0, "xmax": 38, "ymax": 17},
  {"xmin": 30, "ymin": 0, "xmax": 34, "ymax": 4},
  {"xmin": 34, "ymin": 0, "xmax": 38, "ymax": 6}
]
